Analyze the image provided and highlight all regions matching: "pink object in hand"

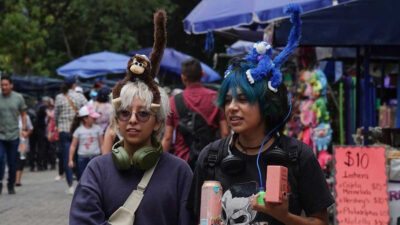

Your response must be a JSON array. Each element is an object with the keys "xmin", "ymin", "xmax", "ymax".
[
  {"xmin": 200, "ymin": 181, "xmax": 223, "ymax": 225},
  {"xmin": 264, "ymin": 166, "xmax": 288, "ymax": 203}
]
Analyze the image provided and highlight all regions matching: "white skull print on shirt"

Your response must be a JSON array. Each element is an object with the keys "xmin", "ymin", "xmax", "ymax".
[{"xmin": 221, "ymin": 181, "xmax": 273, "ymax": 225}]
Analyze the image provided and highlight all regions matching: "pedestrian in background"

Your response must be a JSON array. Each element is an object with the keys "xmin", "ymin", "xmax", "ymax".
[
  {"xmin": 68, "ymin": 105, "xmax": 103, "ymax": 184},
  {"xmin": 93, "ymin": 86, "xmax": 112, "ymax": 134},
  {"xmin": 0, "ymin": 76, "xmax": 27, "ymax": 194},
  {"xmin": 46, "ymin": 98, "xmax": 63, "ymax": 181},
  {"xmin": 88, "ymin": 81, "xmax": 103, "ymax": 106},
  {"xmin": 162, "ymin": 58, "xmax": 229, "ymax": 170},
  {"xmin": 15, "ymin": 114, "xmax": 34, "ymax": 186},
  {"xmin": 26, "ymin": 99, "xmax": 39, "ymax": 172},
  {"xmin": 54, "ymin": 76, "xmax": 87, "ymax": 194},
  {"xmin": 35, "ymin": 96, "xmax": 54, "ymax": 171}
]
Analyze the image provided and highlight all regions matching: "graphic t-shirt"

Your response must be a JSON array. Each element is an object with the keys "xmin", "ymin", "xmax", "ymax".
[
  {"xmin": 73, "ymin": 125, "xmax": 102, "ymax": 157},
  {"xmin": 187, "ymin": 135, "xmax": 335, "ymax": 225}
]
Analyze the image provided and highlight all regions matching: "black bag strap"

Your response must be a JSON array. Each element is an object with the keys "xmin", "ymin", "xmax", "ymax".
[
  {"xmin": 279, "ymin": 135, "xmax": 300, "ymax": 194},
  {"xmin": 204, "ymin": 135, "xmax": 300, "ymax": 193},
  {"xmin": 174, "ymin": 93, "xmax": 189, "ymax": 119},
  {"xmin": 205, "ymin": 137, "xmax": 230, "ymax": 180}
]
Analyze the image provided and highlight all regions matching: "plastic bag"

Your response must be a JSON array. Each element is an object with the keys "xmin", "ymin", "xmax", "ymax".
[{"xmin": 18, "ymin": 137, "xmax": 29, "ymax": 160}]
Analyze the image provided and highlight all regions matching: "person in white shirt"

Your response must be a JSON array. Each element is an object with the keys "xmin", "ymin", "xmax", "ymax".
[{"xmin": 67, "ymin": 105, "xmax": 103, "ymax": 194}]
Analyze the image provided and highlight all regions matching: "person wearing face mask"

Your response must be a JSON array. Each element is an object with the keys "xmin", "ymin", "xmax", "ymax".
[{"xmin": 70, "ymin": 81, "xmax": 193, "ymax": 225}]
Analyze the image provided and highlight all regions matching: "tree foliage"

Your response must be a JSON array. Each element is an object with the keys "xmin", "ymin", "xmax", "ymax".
[{"xmin": 0, "ymin": 0, "xmax": 175, "ymax": 76}]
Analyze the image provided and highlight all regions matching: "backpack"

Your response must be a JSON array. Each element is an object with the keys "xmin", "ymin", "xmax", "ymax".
[
  {"xmin": 174, "ymin": 93, "xmax": 218, "ymax": 170},
  {"xmin": 204, "ymin": 135, "xmax": 300, "ymax": 194}
]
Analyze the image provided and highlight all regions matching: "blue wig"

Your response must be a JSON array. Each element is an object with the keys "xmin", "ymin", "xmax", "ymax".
[
  {"xmin": 217, "ymin": 59, "xmax": 264, "ymax": 107},
  {"xmin": 217, "ymin": 59, "xmax": 290, "ymax": 131}
]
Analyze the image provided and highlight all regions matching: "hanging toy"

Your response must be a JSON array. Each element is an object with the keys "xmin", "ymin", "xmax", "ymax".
[
  {"xmin": 311, "ymin": 97, "xmax": 329, "ymax": 123},
  {"xmin": 241, "ymin": 4, "xmax": 302, "ymax": 92},
  {"xmin": 313, "ymin": 122, "xmax": 332, "ymax": 152},
  {"xmin": 112, "ymin": 10, "xmax": 167, "ymax": 111},
  {"xmin": 309, "ymin": 75, "xmax": 322, "ymax": 97},
  {"xmin": 300, "ymin": 100, "xmax": 316, "ymax": 127}
]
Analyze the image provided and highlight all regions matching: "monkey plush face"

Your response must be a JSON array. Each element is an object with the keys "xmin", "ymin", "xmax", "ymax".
[{"xmin": 129, "ymin": 54, "xmax": 150, "ymax": 75}]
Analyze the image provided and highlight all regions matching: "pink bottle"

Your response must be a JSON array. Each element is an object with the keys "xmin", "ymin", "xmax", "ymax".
[{"xmin": 200, "ymin": 181, "xmax": 223, "ymax": 225}]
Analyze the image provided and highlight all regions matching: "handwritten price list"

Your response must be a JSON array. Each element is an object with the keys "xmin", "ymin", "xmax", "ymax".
[{"xmin": 335, "ymin": 146, "xmax": 389, "ymax": 225}]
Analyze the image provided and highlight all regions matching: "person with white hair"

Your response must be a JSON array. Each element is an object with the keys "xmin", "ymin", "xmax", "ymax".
[{"xmin": 70, "ymin": 81, "xmax": 193, "ymax": 224}]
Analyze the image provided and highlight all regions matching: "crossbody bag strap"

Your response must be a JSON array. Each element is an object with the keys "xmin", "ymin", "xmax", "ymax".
[
  {"xmin": 174, "ymin": 93, "xmax": 188, "ymax": 119},
  {"xmin": 122, "ymin": 158, "xmax": 159, "ymax": 211},
  {"xmin": 65, "ymin": 94, "xmax": 78, "ymax": 113}
]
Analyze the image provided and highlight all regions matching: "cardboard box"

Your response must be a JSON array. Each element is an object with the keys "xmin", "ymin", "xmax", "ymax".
[{"xmin": 264, "ymin": 165, "xmax": 288, "ymax": 203}]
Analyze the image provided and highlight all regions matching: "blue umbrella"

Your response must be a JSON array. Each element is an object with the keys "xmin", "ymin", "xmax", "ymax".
[
  {"xmin": 183, "ymin": 0, "xmax": 334, "ymax": 34},
  {"xmin": 129, "ymin": 48, "xmax": 221, "ymax": 82},
  {"xmin": 226, "ymin": 40, "xmax": 255, "ymax": 56},
  {"xmin": 57, "ymin": 51, "xmax": 130, "ymax": 78}
]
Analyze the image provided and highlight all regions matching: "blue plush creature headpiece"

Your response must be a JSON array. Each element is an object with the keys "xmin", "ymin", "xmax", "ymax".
[{"xmin": 224, "ymin": 4, "xmax": 302, "ymax": 93}]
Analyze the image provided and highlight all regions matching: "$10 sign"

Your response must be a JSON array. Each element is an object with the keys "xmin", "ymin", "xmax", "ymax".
[{"xmin": 335, "ymin": 146, "xmax": 389, "ymax": 225}]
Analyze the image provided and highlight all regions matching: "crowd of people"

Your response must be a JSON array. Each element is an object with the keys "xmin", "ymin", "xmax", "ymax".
[
  {"xmin": 0, "ymin": 53, "xmax": 334, "ymax": 224},
  {"xmin": 0, "ymin": 75, "xmax": 113, "ymax": 195},
  {"xmin": 0, "ymin": 8, "xmax": 334, "ymax": 222}
]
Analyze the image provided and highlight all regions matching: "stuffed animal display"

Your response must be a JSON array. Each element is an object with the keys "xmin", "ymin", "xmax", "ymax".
[
  {"xmin": 112, "ymin": 10, "xmax": 167, "ymax": 110},
  {"xmin": 286, "ymin": 66, "xmax": 332, "ymax": 169},
  {"xmin": 297, "ymin": 68, "xmax": 332, "ymax": 168}
]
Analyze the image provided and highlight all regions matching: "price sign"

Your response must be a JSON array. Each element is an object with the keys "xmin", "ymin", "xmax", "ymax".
[{"xmin": 335, "ymin": 146, "xmax": 389, "ymax": 225}]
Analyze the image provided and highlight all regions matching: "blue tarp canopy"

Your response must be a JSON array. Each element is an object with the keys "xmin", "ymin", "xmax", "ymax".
[
  {"xmin": 10, "ymin": 75, "xmax": 63, "ymax": 97},
  {"xmin": 56, "ymin": 51, "xmax": 130, "ymax": 78},
  {"xmin": 273, "ymin": 0, "xmax": 400, "ymax": 47},
  {"xmin": 129, "ymin": 48, "xmax": 221, "ymax": 82},
  {"xmin": 183, "ymin": 0, "xmax": 334, "ymax": 34},
  {"xmin": 215, "ymin": 26, "xmax": 264, "ymax": 42}
]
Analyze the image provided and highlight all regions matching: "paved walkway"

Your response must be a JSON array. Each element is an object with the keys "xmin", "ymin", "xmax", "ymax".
[{"xmin": 0, "ymin": 169, "xmax": 73, "ymax": 225}]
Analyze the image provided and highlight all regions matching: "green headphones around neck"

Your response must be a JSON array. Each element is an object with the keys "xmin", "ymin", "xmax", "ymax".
[{"xmin": 111, "ymin": 138, "xmax": 162, "ymax": 171}]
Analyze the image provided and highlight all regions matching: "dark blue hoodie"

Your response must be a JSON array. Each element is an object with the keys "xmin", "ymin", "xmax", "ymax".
[{"xmin": 70, "ymin": 152, "xmax": 193, "ymax": 225}]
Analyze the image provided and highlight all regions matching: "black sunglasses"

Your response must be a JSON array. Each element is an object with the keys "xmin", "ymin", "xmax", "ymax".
[{"xmin": 117, "ymin": 110, "xmax": 154, "ymax": 123}]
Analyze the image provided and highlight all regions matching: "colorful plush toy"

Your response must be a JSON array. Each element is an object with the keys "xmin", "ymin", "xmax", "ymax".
[
  {"xmin": 299, "ymin": 100, "xmax": 316, "ymax": 127},
  {"xmin": 225, "ymin": 4, "xmax": 302, "ymax": 93},
  {"xmin": 309, "ymin": 74, "xmax": 322, "ymax": 97},
  {"xmin": 112, "ymin": 10, "xmax": 167, "ymax": 110},
  {"xmin": 311, "ymin": 97, "xmax": 329, "ymax": 123},
  {"xmin": 316, "ymin": 69, "xmax": 327, "ymax": 96},
  {"xmin": 308, "ymin": 68, "xmax": 327, "ymax": 97},
  {"xmin": 313, "ymin": 122, "xmax": 332, "ymax": 152}
]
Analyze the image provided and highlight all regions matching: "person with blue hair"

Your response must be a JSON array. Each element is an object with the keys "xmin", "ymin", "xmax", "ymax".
[{"xmin": 186, "ymin": 5, "xmax": 333, "ymax": 225}]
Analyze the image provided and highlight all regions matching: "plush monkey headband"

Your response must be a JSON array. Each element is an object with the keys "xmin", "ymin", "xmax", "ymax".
[{"xmin": 112, "ymin": 10, "xmax": 167, "ymax": 112}]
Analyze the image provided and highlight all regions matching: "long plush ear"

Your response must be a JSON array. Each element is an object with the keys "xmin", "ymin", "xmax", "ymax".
[
  {"xmin": 272, "ymin": 4, "xmax": 302, "ymax": 68},
  {"xmin": 149, "ymin": 10, "xmax": 167, "ymax": 79}
]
